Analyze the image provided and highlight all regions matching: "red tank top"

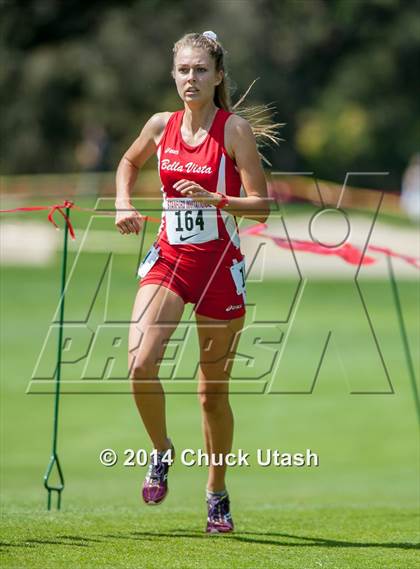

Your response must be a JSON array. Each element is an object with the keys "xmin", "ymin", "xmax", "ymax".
[{"xmin": 155, "ymin": 108, "xmax": 243, "ymax": 254}]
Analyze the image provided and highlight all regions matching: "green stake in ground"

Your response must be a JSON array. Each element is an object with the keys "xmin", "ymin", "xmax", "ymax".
[
  {"xmin": 387, "ymin": 254, "xmax": 420, "ymax": 425},
  {"xmin": 43, "ymin": 206, "xmax": 70, "ymax": 510}
]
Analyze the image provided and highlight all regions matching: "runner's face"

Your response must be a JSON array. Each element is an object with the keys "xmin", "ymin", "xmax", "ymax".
[{"xmin": 173, "ymin": 47, "xmax": 222, "ymax": 104}]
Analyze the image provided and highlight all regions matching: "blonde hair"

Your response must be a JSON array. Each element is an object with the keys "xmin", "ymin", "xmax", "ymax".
[{"xmin": 173, "ymin": 32, "xmax": 283, "ymax": 163}]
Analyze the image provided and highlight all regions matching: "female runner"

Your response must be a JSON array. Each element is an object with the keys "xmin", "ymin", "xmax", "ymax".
[{"xmin": 115, "ymin": 31, "xmax": 275, "ymax": 533}]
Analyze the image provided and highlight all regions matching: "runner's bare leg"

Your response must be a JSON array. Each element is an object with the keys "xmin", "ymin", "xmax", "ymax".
[
  {"xmin": 196, "ymin": 313, "xmax": 245, "ymax": 492},
  {"xmin": 129, "ymin": 284, "xmax": 184, "ymax": 451}
]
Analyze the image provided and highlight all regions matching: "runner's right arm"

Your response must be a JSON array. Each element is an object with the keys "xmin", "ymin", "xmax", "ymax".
[{"xmin": 115, "ymin": 113, "xmax": 170, "ymax": 235}]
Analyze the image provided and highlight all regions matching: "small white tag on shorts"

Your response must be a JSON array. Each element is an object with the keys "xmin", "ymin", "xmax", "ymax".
[
  {"xmin": 230, "ymin": 258, "xmax": 246, "ymax": 297},
  {"xmin": 137, "ymin": 244, "xmax": 160, "ymax": 278},
  {"xmin": 165, "ymin": 197, "xmax": 219, "ymax": 245}
]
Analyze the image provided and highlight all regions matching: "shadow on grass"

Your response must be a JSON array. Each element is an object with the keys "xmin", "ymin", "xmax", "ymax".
[
  {"xmin": 0, "ymin": 535, "xmax": 102, "ymax": 549},
  {"xmin": 105, "ymin": 530, "xmax": 420, "ymax": 550},
  {"xmin": 1, "ymin": 531, "xmax": 418, "ymax": 551}
]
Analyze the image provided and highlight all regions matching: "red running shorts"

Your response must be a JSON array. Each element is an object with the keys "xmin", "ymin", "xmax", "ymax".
[{"xmin": 138, "ymin": 243, "xmax": 246, "ymax": 321}]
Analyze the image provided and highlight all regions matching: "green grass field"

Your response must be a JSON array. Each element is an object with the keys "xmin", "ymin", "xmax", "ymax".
[{"xmin": 1, "ymin": 207, "xmax": 419, "ymax": 568}]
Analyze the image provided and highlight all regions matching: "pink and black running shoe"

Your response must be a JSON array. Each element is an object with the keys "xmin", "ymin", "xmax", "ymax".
[
  {"xmin": 206, "ymin": 493, "xmax": 234, "ymax": 534},
  {"xmin": 142, "ymin": 442, "xmax": 175, "ymax": 505}
]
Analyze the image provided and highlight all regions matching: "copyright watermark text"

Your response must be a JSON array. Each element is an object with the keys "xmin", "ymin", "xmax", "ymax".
[{"xmin": 99, "ymin": 448, "xmax": 319, "ymax": 468}]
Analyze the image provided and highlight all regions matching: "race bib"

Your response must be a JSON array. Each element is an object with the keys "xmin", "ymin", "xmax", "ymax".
[
  {"xmin": 165, "ymin": 198, "xmax": 219, "ymax": 245},
  {"xmin": 230, "ymin": 258, "xmax": 246, "ymax": 299},
  {"xmin": 137, "ymin": 243, "xmax": 160, "ymax": 278}
]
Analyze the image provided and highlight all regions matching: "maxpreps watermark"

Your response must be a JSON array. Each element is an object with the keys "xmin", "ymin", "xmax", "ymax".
[{"xmin": 99, "ymin": 448, "xmax": 319, "ymax": 468}]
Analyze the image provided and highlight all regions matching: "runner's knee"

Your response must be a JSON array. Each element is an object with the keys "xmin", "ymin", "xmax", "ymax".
[
  {"xmin": 131, "ymin": 351, "xmax": 161, "ymax": 379},
  {"xmin": 198, "ymin": 391, "xmax": 229, "ymax": 414}
]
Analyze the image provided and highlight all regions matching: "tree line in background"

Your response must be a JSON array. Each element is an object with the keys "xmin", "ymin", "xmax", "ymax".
[{"xmin": 1, "ymin": 0, "xmax": 419, "ymax": 190}]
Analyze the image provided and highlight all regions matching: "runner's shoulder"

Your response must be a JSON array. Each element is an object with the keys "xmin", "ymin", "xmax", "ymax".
[
  {"xmin": 226, "ymin": 113, "xmax": 253, "ymax": 137},
  {"xmin": 225, "ymin": 113, "xmax": 254, "ymax": 158},
  {"xmin": 146, "ymin": 112, "xmax": 173, "ymax": 145}
]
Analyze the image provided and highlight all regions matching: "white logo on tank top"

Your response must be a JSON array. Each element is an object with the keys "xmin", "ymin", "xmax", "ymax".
[
  {"xmin": 161, "ymin": 159, "xmax": 212, "ymax": 174},
  {"xmin": 164, "ymin": 147, "xmax": 179, "ymax": 155}
]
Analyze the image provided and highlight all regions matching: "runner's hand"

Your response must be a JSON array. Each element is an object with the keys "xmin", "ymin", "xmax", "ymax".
[
  {"xmin": 115, "ymin": 202, "xmax": 144, "ymax": 235},
  {"xmin": 173, "ymin": 179, "xmax": 220, "ymax": 206}
]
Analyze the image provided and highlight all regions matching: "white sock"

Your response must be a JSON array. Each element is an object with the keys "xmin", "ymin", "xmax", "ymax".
[{"xmin": 206, "ymin": 488, "xmax": 228, "ymax": 501}]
